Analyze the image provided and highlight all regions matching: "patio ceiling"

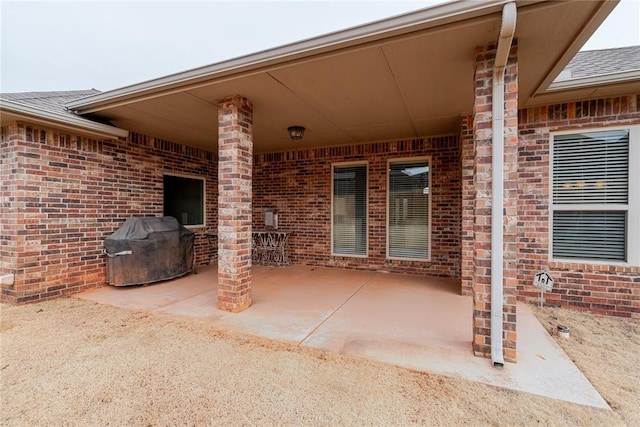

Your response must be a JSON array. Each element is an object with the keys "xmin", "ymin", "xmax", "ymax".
[{"xmin": 68, "ymin": 0, "xmax": 617, "ymax": 153}]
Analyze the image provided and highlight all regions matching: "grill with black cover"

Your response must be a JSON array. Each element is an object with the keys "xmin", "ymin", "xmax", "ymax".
[{"xmin": 104, "ymin": 216, "xmax": 195, "ymax": 286}]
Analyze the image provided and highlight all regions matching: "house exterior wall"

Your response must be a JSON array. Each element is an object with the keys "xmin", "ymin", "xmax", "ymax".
[
  {"xmin": 0, "ymin": 123, "xmax": 217, "ymax": 304},
  {"xmin": 517, "ymin": 94, "xmax": 640, "ymax": 319},
  {"xmin": 252, "ymin": 137, "xmax": 461, "ymax": 278},
  {"xmin": 2, "ymin": 93, "xmax": 639, "ymax": 321}
]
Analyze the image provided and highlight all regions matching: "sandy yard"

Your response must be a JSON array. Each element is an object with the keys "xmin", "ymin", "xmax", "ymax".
[{"xmin": 1, "ymin": 297, "xmax": 638, "ymax": 426}]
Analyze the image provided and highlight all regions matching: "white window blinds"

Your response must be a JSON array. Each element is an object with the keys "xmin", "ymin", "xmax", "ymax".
[
  {"xmin": 388, "ymin": 159, "xmax": 430, "ymax": 260},
  {"xmin": 553, "ymin": 130, "xmax": 629, "ymax": 204},
  {"xmin": 553, "ymin": 211, "xmax": 626, "ymax": 261},
  {"xmin": 552, "ymin": 130, "xmax": 629, "ymax": 262},
  {"xmin": 332, "ymin": 164, "xmax": 367, "ymax": 256}
]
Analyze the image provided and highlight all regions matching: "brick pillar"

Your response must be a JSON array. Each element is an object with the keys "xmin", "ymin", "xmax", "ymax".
[
  {"xmin": 471, "ymin": 41, "xmax": 518, "ymax": 362},
  {"xmin": 217, "ymin": 95, "xmax": 253, "ymax": 312},
  {"xmin": 0, "ymin": 122, "xmax": 23, "ymax": 303},
  {"xmin": 460, "ymin": 115, "xmax": 475, "ymax": 297}
]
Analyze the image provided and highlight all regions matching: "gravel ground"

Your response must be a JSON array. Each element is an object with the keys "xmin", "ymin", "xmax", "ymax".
[{"xmin": 1, "ymin": 297, "xmax": 637, "ymax": 426}]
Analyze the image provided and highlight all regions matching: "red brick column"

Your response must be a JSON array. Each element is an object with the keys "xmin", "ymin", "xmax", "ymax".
[
  {"xmin": 0, "ymin": 123, "xmax": 21, "ymax": 303},
  {"xmin": 471, "ymin": 41, "xmax": 518, "ymax": 362},
  {"xmin": 460, "ymin": 115, "xmax": 474, "ymax": 297},
  {"xmin": 217, "ymin": 95, "xmax": 253, "ymax": 312}
]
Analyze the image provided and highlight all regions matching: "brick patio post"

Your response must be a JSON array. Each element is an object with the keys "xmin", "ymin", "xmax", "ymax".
[
  {"xmin": 460, "ymin": 115, "xmax": 474, "ymax": 297},
  {"xmin": 471, "ymin": 41, "xmax": 518, "ymax": 362},
  {"xmin": 217, "ymin": 95, "xmax": 253, "ymax": 312},
  {"xmin": 0, "ymin": 122, "xmax": 23, "ymax": 303}
]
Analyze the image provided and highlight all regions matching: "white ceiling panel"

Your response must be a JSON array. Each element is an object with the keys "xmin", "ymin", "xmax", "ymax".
[{"xmin": 269, "ymin": 47, "xmax": 413, "ymax": 130}]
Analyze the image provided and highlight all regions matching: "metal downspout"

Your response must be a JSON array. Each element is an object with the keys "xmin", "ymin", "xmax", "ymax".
[{"xmin": 491, "ymin": 2, "xmax": 516, "ymax": 367}]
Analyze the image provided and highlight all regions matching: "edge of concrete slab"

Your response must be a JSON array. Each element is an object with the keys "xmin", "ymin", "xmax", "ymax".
[{"xmin": 75, "ymin": 267, "xmax": 610, "ymax": 410}]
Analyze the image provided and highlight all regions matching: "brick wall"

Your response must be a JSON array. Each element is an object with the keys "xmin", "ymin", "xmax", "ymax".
[
  {"xmin": 0, "ymin": 124, "xmax": 217, "ymax": 303},
  {"xmin": 253, "ymin": 137, "xmax": 461, "ymax": 279},
  {"xmin": 517, "ymin": 94, "xmax": 640, "ymax": 318},
  {"xmin": 467, "ymin": 41, "xmax": 519, "ymax": 362},
  {"xmin": 6, "ymin": 92, "xmax": 637, "ymax": 318}
]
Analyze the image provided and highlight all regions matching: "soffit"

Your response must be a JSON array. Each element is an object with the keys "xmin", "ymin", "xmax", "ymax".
[{"xmin": 73, "ymin": 1, "xmax": 615, "ymax": 153}]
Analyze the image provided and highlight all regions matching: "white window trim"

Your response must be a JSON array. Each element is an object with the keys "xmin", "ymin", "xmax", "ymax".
[
  {"xmin": 549, "ymin": 124, "xmax": 639, "ymax": 266},
  {"xmin": 331, "ymin": 161, "xmax": 369, "ymax": 258},
  {"xmin": 386, "ymin": 156, "xmax": 432, "ymax": 262},
  {"xmin": 163, "ymin": 172, "xmax": 207, "ymax": 229}
]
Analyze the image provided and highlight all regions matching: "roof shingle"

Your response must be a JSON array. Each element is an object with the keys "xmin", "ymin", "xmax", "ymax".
[
  {"xmin": 555, "ymin": 46, "xmax": 640, "ymax": 81},
  {"xmin": 0, "ymin": 89, "xmax": 101, "ymax": 118}
]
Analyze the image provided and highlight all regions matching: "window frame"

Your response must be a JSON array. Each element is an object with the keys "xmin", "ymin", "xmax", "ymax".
[
  {"xmin": 163, "ymin": 172, "xmax": 206, "ymax": 228},
  {"xmin": 549, "ymin": 125, "xmax": 639, "ymax": 266},
  {"xmin": 386, "ymin": 156, "xmax": 432, "ymax": 262},
  {"xmin": 331, "ymin": 161, "xmax": 369, "ymax": 258}
]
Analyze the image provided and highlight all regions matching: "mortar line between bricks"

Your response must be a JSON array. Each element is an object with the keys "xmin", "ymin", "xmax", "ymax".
[{"xmin": 297, "ymin": 271, "xmax": 378, "ymax": 347}]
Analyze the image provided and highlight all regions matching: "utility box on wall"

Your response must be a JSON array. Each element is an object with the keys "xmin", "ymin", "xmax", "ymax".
[{"xmin": 264, "ymin": 208, "xmax": 278, "ymax": 229}]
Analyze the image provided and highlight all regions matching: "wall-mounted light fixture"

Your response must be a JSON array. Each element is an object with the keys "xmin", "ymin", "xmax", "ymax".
[{"xmin": 287, "ymin": 126, "xmax": 305, "ymax": 140}]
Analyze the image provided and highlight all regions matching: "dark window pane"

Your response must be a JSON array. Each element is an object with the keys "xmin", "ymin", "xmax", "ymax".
[{"xmin": 163, "ymin": 175, "xmax": 204, "ymax": 226}]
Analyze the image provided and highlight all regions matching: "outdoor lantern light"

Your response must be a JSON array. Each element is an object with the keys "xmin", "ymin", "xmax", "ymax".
[{"xmin": 288, "ymin": 126, "xmax": 305, "ymax": 140}]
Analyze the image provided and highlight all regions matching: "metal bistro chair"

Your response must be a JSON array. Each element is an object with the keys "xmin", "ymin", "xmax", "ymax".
[
  {"xmin": 272, "ymin": 232, "xmax": 291, "ymax": 266},
  {"xmin": 253, "ymin": 231, "xmax": 273, "ymax": 265}
]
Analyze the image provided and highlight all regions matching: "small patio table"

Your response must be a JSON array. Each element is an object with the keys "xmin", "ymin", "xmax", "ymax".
[
  {"xmin": 252, "ymin": 230, "xmax": 292, "ymax": 266},
  {"xmin": 206, "ymin": 232, "xmax": 219, "ymax": 263},
  {"xmin": 193, "ymin": 229, "xmax": 218, "ymax": 274}
]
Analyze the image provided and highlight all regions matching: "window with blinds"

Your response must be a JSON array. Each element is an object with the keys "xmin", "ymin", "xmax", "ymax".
[
  {"xmin": 551, "ymin": 129, "xmax": 629, "ymax": 262},
  {"xmin": 332, "ymin": 163, "xmax": 367, "ymax": 257},
  {"xmin": 387, "ymin": 158, "xmax": 430, "ymax": 260}
]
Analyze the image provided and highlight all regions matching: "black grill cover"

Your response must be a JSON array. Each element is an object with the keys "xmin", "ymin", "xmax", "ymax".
[{"xmin": 105, "ymin": 216, "xmax": 195, "ymax": 286}]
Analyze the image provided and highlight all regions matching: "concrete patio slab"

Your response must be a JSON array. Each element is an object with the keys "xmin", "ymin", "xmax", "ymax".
[
  {"xmin": 213, "ymin": 265, "xmax": 376, "ymax": 342},
  {"xmin": 76, "ymin": 265, "xmax": 609, "ymax": 409},
  {"xmin": 300, "ymin": 271, "xmax": 473, "ymax": 372}
]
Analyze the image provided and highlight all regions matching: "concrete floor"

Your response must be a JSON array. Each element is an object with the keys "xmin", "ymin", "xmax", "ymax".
[{"xmin": 76, "ymin": 265, "xmax": 609, "ymax": 409}]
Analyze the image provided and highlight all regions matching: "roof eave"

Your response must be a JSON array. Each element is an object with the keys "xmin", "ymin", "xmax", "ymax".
[
  {"xmin": 530, "ymin": 0, "xmax": 619, "ymax": 97},
  {"xmin": 547, "ymin": 70, "xmax": 640, "ymax": 92},
  {"xmin": 0, "ymin": 99, "xmax": 130, "ymax": 139},
  {"xmin": 66, "ymin": 0, "xmax": 544, "ymax": 114}
]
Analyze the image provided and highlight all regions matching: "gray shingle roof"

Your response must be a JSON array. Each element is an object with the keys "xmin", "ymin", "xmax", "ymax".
[
  {"xmin": 0, "ymin": 89, "xmax": 128, "ymax": 137},
  {"xmin": 0, "ymin": 89, "xmax": 101, "ymax": 119},
  {"xmin": 555, "ymin": 46, "xmax": 640, "ymax": 81}
]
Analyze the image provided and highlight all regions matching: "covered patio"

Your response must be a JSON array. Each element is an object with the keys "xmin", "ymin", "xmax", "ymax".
[
  {"xmin": 77, "ymin": 265, "xmax": 608, "ymax": 409},
  {"xmin": 61, "ymin": 0, "xmax": 619, "ymax": 365}
]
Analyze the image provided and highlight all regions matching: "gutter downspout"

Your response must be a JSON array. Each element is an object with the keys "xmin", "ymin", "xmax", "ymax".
[{"xmin": 491, "ymin": 1, "xmax": 516, "ymax": 367}]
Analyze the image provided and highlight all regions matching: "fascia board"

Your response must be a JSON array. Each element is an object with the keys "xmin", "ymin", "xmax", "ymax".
[
  {"xmin": 546, "ymin": 70, "xmax": 640, "ymax": 92},
  {"xmin": 0, "ymin": 99, "xmax": 129, "ymax": 139}
]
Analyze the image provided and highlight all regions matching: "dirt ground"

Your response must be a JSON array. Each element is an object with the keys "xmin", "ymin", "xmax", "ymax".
[
  {"xmin": 1, "ymin": 298, "xmax": 638, "ymax": 426},
  {"xmin": 531, "ymin": 305, "xmax": 640, "ymax": 426}
]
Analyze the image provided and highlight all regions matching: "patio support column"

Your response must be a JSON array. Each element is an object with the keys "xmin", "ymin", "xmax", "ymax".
[
  {"xmin": 460, "ymin": 115, "xmax": 475, "ymax": 298},
  {"xmin": 470, "ymin": 40, "xmax": 518, "ymax": 362},
  {"xmin": 217, "ymin": 95, "xmax": 253, "ymax": 313}
]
